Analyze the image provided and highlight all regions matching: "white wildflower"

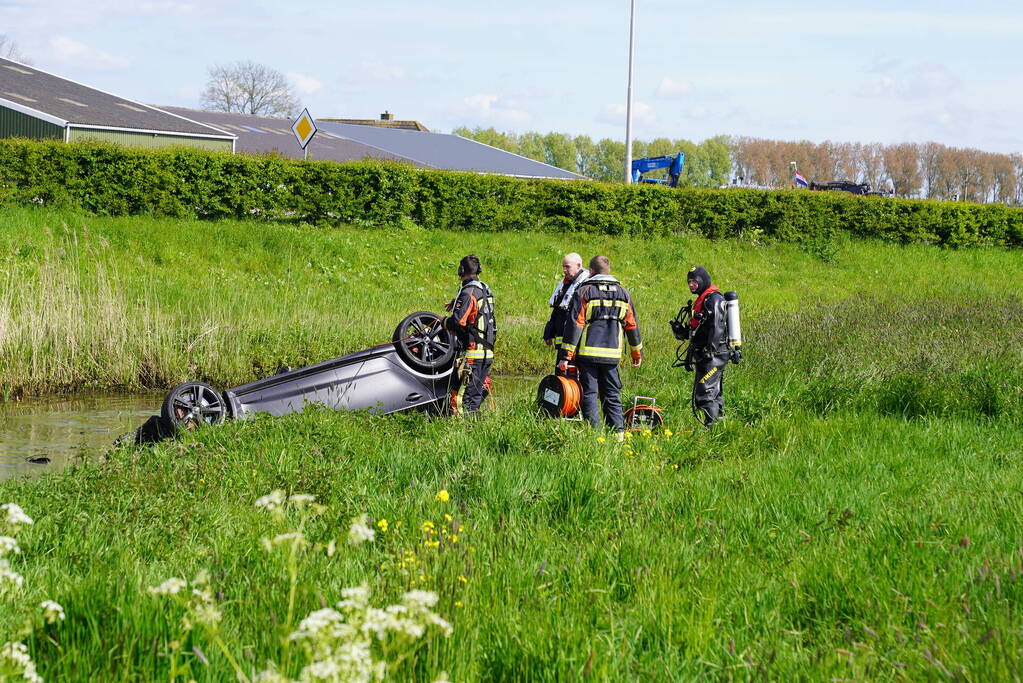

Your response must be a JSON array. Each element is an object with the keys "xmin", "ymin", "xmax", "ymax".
[
  {"xmin": 289, "ymin": 493, "xmax": 316, "ymax": 508},
  {"xmin": 0, "ymin": 536, "xmax": 21, "ymax": 557},
  {"xmin": 148, "ymin": 577, "xmax": 187, "ymax": 596},
  {"xmin": 272, "ymin": 531, "xmax": 309, "ymax": 549},
  {"xmin": 402, "ymin": 590, "xmax": 439, "ymax": 610},
  {"xmin": 255, "ymin": 490, "xmax": 286, "ymax": 512},
  {"xmin": 347, "ymin": 514, "xmax": 375, "ymax": 546},
  {"xmin": 0, "ymin": 642, "xmax": 42, "ymax": 683},
  {"xmin": 337, "ymin": 584, "xmax": 370, "ymax": 611},
  {"xmin": 300, "ymin": 658, "xmax": 343, "ymax": 682},
  {"xmin": 254, "ymin": 668, "xmax": 293, "ymax": 683},
  {"xmin": 1, "ymin": 503, "xmax": 33, "ymax": 530},
  {"xmin": 295, "ymin": 608, "xmax": 344, "ymax": 636},
  {"xmin": 39, "ymin": 600, "xmax": 65, "ymax": 624},
  {"xmin": 0, "ymin": 560, "xmax": 23, "ymax": 595},
  {"xmin": 360, "ymin": 607, "xmax": 397, "ymax": 639}
]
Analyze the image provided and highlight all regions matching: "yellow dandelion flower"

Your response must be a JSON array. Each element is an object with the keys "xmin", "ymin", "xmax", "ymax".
[
  {"xmin": 419, "ymin": 574, "xmax": 426, "ymax": 582},
  {"xmin": 450, "ymin": 534, "xmax": 459, "ymax": 544},
  {"xmin": 425, "ymin": 540, "xmax": 440, "ymax": 548},
  {"xmin": 458, "ymin": 575, "xmax": 468, "ymax": 583},
  {"xmin": 663, "ymin": 429, "xmax": 673, "ymax": 437},
  {"xmin": 422, "ymin": 521, "xmax": 435, "ymax": 533},
  {"xmin": 624, "ymin": 432, "xmax": 633, "ymax": 440},
  {"xmin": 435, "ymin": 489, "xmax": 450, "ymax": 503},
  {"xmin": 377, "ymin": 519, "xmax": 389, "ymax": 532},
  {"xmin": 596, "ymin": 436, "xmax": 606, "ymax": 443},
  {"xmin": 455, "ymin": 601, "xmax": 464, "ymax": 608},
  {"xmin": 444, "ymin": 513, "xmax": 453, "ymax": 523}
]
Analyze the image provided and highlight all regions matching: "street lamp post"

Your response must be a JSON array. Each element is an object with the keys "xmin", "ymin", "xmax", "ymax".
[{"xmin": 624, "ymin": 0, "xmax": 636, "ymax": 184}]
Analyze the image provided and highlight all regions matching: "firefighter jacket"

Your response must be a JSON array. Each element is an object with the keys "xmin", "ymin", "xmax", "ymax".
[
  {"xmin": 690, "ymin": 287, "xmax": 728, "ymax": 353},
  {"xmin": 543, "ymin": 269, "xmax": 589, "ymax": 348},
  {"xmin": 559, "ymin": 274, "xmax": 642, "ymax": 365},
  {"xmin": 446, "ymin": 278, "xmax": 496, "ymax": 360}
]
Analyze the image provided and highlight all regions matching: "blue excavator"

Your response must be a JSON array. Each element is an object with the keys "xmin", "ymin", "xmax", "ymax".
[{"xmin": 631, "ymin": 152, "xmax": 685, "ymax": 187}]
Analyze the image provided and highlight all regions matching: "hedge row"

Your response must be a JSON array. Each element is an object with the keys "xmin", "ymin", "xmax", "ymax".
[{"xmin": 1, "ymin": 139, "xmax": 1021, "ymax": 249}]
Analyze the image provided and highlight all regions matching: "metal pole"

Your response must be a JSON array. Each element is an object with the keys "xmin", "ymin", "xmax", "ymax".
[{"xmin": 624, "ymin": 0, "xmax": 636, "ymax": 184}]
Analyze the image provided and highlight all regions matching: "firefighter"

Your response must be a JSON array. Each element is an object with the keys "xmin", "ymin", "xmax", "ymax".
[
  {"xmin": 542, "ymin": 252, "xmax": 589, "ymax": 370},
  {"xmin": 444, "ymin": 254, "xmax": 496, "ymax": 415},
  {"xmin": 684, "ymin": 265, "xmax": 729, "ymax": 426},
  {"xmin": 557, "ymin": 255, "xmax": 642, "ymax": 434}
]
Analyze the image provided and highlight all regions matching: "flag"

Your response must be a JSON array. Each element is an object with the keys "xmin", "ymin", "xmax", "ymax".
[{"xmin": 794, "ymin": 171, "xmax": 808, "ymax": 188}]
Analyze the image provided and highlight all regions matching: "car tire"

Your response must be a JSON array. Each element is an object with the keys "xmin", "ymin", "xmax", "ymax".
[
  {"xmin": 392, "ymin": 311, "xmax": 455, "ymax": 374},
  {"xmin": 161, "ymin": 381, "xmax": 228, "ymax": 429}
]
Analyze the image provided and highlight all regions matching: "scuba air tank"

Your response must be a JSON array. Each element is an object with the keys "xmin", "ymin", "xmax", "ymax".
[{"xmin": 723, "ymin": 291, "xmax": 742, "ymax": 363}]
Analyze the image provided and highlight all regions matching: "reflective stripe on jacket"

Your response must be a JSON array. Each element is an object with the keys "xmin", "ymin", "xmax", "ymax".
[
  {"xmin": 448, "ymin": 279, "xmax": 496, "ymax": 360},
  {"xmin": 560, "ymin": 274, "xmax": 641, "ymax": 365},
  {"xmin": 543, "ymin": 269, "xmax": 589, "ymax": 348}
]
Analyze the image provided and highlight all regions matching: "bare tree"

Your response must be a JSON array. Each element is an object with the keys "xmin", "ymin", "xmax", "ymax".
[
  {"xmin": 201, "ymin": 60, "xmax": 298, "ymax": 117},
  {"xmin": 0, "ymin": 34, "xmax": 30, "ymax": 63}
]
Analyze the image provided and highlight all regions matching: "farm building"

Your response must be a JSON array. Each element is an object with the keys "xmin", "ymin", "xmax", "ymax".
[
  {"xmin": 0, "ymin": 57, "xmax": 234, "ymax": 152},
  {"xmin": 159, "ymin": 106, "xmax": 412, "ymax": 165},
  {"xmin": 0, "ymin": 56, "xmax": 583, "ymax": 180},
  {"xmin": 167, "ymin": 106, "xmax": 584, "ymax": 179}
]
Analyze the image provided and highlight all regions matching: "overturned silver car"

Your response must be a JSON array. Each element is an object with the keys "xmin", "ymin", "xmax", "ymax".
[{"xmin": 130, "ymin": 312, "xmax": 455, "ymax": 443}]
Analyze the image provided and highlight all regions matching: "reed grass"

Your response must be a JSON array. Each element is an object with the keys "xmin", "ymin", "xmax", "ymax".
[{"xmin": 0, "ymin": 205, "xmax": 1021, "ymax": 680}]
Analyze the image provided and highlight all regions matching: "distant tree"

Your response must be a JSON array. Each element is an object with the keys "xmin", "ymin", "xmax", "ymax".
[
  {"xmin": 593, "ymin": 138, "xmax": 625, "ymax": 182},
  {"xmin": 0, "ymin": 34, "xmax": 30, "ymax": 63},
  {"xmin": 883, "ymin": 143, "xmax": 921, "ymax": 197},
  {"xmin": 517, "ymin": 132, "xmax": 546, "ymax": 163},
  {"xmin": 701, "ymin": 135, "xmax": 732, "ymax": 187},
  {"xmin": 453, "ymin": 126, "xmax": 518, "ymax": 153},
  {"xmin": 542, "ymin": 132, "xmax": 578, "ymax": 173},
  {"xmin": 573, "ymin": 135, "xmax": 598, "ymax": 178},
  {"xmin": 201, "ymin": 60, "xmax": 298, "ymax": 117}
]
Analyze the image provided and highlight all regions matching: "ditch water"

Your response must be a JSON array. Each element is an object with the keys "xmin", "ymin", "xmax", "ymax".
[{"xmin": 0, "ymin": 393, "xmax": 160, "ymax": 481}]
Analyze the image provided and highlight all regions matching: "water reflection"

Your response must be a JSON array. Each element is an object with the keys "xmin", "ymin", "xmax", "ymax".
[{"xmin": 0, "ymin": 394, "xmax": 160, "ymax": 480}]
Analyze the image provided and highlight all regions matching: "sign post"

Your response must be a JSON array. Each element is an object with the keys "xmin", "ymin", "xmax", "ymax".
[{"xmin": 291, "ymin": 108, "xmax": 317, "ymax": 160}]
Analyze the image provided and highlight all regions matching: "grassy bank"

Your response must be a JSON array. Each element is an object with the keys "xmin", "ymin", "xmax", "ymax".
[
  {"xmin": 1, "ymin": 404, "xmax": 1021, "ymax": 680},
  {"xmin": 0, "ymin": 205, "xmax": 1022, "ymax": 679}
]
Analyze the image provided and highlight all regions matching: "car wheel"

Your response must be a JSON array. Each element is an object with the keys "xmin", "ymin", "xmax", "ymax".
[
  {"xmin": 161, "ymin": 381, "xmax": 228, "ymax": 429},
  {"xmin": 392, "ymin": 311, "xmax": 455, "ymax": 373}
]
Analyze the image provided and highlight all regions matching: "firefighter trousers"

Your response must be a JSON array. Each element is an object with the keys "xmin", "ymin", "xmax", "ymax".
[
  {"xmin": 693, "ymin": 351, "xmax": 728, "ymax": 426},
  {"xmin": 578, "ymin": 361, "xmax": 624, "ymax": 432},
  {"xmin": 450, "ymin": 357, "xmax": 492, "ymax": 414}
]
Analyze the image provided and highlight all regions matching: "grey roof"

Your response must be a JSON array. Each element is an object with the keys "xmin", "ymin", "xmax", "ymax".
[
  {"xmin": 160, "ymin": 106, "xmax": 415, "ymax": 164},
  {"xmin": 314, "ymin": 121, "xmax": 586, "ymax": 180},
  {"xmin": 0, "ymin": 57, "xmax": 232, "ymax": 139}
]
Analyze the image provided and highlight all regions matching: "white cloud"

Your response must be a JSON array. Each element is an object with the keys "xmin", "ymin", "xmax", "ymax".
[
  {"xmin": 858, "ymin": 61, "xmax": 960, "ymax": 100},
  {"xmin": 459, "ymin": 94, "xmax": 531, "ymax": 127},
  {"xmin": 49, "ymin": 36, "xmax": 130, "ymax": 70},
  {"xmin": 655, "ymin": 77, "xmax": 692, "ymax": 99},
  {"xmin": 358, "ymin": 60, "xmax": 406, "ymax": 82},
  {"xmin": 287, "ymin": 71, "xmax": 323, "ymax": 95},
  {"xmin": 597, "ymin": 102, "xmax": 655, "ymax": 127}
]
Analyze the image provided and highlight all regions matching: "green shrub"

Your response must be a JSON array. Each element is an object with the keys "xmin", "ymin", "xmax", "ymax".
[{"xmin": 0, "ymin": 139, "xmax": 1021, "ymax": 248}]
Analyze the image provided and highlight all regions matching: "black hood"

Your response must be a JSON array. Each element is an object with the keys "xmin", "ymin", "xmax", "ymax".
[{"xmin": 688, "ymin": 266, "xmax": 712, "ymax": 295}]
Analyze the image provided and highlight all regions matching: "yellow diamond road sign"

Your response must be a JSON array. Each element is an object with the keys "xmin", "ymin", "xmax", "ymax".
[{"xmin": 292, "ymin": 108, "xmax": 317, "ymax": 149}]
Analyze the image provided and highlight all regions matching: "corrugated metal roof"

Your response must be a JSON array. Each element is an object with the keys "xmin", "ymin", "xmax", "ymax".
[
  {"xmin": 0, "ymin": 57, "xmax": 232, "ymax": 139},
  {"xmin": 321, "ymin": 117, "xmax": 429, "ymax": 132},
  {"xmin": 314, "ymin": 121, "xmax": 587, "ymax": 180},
  {"xmin": 160, "ymin": 106, "xmax": 416, "ymax": 165}
]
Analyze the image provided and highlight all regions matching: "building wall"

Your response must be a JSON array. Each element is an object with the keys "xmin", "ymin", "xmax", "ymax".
[
  {"xmin": 67, "ymin": 128, "xmax": 233, "ymax": 153},
  {"xmin": 0, "ymin": 106, "xmax": 63, "ymax": 140}
]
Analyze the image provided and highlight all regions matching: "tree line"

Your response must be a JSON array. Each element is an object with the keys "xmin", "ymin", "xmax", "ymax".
[
  {"xmin": 456, "ymin": 127, "xmax": 1023, "ymax": 205},
  {"xmin": 731, "ymin": 138, "xmax": 1023, "ymax": 204},
  {"xmin": 452, "ymin": 127, "xmax": 732, "ymax": 187}
]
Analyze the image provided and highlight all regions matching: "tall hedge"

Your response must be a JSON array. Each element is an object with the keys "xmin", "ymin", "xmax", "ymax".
[{"xmin": 1, "ymin": 139, "xmax": 1020, "ymax": 248}]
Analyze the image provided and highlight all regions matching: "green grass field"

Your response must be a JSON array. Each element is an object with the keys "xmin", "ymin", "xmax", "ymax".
[{"xmin": 0, "ymin": 206, "xmax": 1021, "ymax": 680}]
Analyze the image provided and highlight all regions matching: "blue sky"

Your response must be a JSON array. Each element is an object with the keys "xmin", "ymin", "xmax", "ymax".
[{"xmin": 2, "ymin": 0, "xmax": 1020, "ymax": 152}]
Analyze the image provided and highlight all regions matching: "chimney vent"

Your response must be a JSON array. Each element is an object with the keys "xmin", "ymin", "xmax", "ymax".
[{"xmin": 380, "ymin": 111, "xmax": 394, "ymax": 121}]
